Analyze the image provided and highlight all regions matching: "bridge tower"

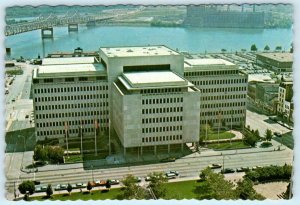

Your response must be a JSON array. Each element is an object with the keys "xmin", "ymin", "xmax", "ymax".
[
  {"xmin": 68, "ymin": 23, "xmax": 79, "ymax": 32},
  {"xmin": 41, "ymin": 27, "xmax": 54, "ymax": 38}
]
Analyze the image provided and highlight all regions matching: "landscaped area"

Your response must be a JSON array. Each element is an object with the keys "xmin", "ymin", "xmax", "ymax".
[
  {"xmin": 207, "ymin": 141, "xmax": 251, "ymax": 150},
  {"xmin": 205, "ymin": 131, "xmax": 235, "ymax": 141}
]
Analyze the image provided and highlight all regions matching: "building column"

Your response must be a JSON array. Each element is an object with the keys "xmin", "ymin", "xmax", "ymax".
[
  {"xmin": 167, "ymin": 144, "xmax": 170, "ymax": 154},
  {"xmin": 181, "ymin": 143, "xmax": 184, "ymax": 153},
  {"xmin": 141, "ymin": 146, "xmax": 143, "ymax": 156},
  {"xmin": 123, "ymin": 147, "xmax": 126, "ymax": 156},
  {"xmin": 154, "ymin": 145, "xmax": 157, "ymax": 156}
]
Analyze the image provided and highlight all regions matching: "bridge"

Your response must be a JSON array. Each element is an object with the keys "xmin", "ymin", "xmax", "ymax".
[{"xmin": 5, "ymin": 11, "xmax": 114, "ymax": 37}]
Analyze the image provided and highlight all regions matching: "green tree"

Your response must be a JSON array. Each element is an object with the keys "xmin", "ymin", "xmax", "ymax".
[
  {"xmin": 235, "ymin": 179, "xmax": 265, "ymax": 200},
  {"xmin": 87, "ymin": 181, "xmax": 93, "ymax": 193},
  {"xmin": 250, "ymin": 44, "xmax": 258, "ymax": 52},
  {"xmin": 46, "ymin": 184, "xmax": 53, "ymax": 198},
  {"xmin": 33, "ymin": 145, "xmax": 48, "ymax": 162},
  {"xmin": 105, "ymin": 181, "xmax": 111, "ymax": 190},
  {"xmin": 198, "ymin": 168, "xmax": 237, "ymax": 200},
  {"xmin": 265, "ymin": 129, "xmax": 273, "ymax": 141},
  {"xmin": 47, "ymin": 146, "xmax": 64, "ymax": 163},
  {"xmin": 67, "ymin": 183, "xmax": 73, "ymax": 195},
  {"xmin": 254, "ymin": 129, "xmax": 260, "ymax": 138},
  {"xmin": 264, "ymin": 45, "xmax": 270, "ymax": 51},
  {"xmin": 121, "ymin": 175, "xmax": 148, "ymax": 199},
  {"xmin": 199, "ymin": 167, "xmax": 212, "ymax": 181},
  {"xmin": 147, "ymin": 172, "xmax": 168, "ymax": 199},
  {"xmin": 275, "ymin": 46, "xmax": 282, "ymax": 51},
  {"xmin": 18, "ymin": 180, "xmax": 35, "ymax": 200}
]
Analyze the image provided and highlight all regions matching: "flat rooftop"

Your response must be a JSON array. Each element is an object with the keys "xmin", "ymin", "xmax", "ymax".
[
  {"xmin": 120, "ymin": 71, "xmax": 188, "ymax": 89},
  {"xmin": 35, "ymin": 63, "xmax": 105, "ymax": 78},
  {"xmin": 100, "ymin": 45, "xmax": 179, "ymax": 58},
  {"xmin": 42, "ymin": 57, "xmax": 96, "ymax": 65},
  {"xmin": 184, "ymin": 58, "xmax": 234, "ymax": 66},
  {"xmin": 257, "ymin": 52, "xmax": 293, "ymax": 62}
]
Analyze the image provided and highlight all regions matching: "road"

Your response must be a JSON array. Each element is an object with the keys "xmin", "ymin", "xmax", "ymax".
[
  {"xmin": 5, "ymin": 62, "xmax": 35, "ymax": 132},
  {"xmin": 246, "ymin": 109, "xmax": 291, "ymax": 137},
  {"xmin": 5, "ymin": 146, "xmax": 293, "ymax": 200}
]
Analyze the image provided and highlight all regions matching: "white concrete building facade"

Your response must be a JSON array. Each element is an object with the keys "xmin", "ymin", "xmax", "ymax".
[
  {"xmin": 184, "ymin": 59, "xmax": 248, "ymax": 128},
  {"xmin": 112, "ymin": 71, "xmax": 200, "ymax": 154}
]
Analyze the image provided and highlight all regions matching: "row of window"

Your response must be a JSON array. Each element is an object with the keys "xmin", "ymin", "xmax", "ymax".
[
  {"xmin": 142, "ymin": 97, "xmax": 183, "ymax": 105},
  {"xmin": 35, "ymin": 111, "xmax": 109, "ymax": 119},
  {"xmin": 36, "ymin": 119, "xmax": 109, "ymax": 128},
  {"xmin": 34, "ymin": 94, "xmax": 108, "ymax": 103},
  {"xmin": 200, "ymin": 117, "xmax": 244, "ymax": 124},
  {"xmin": 142, "ymin": 125, "xmax": 183, "ymax": 133},
  {"xmin": 34, "ymin": 85, "xmax": 108, "ymax": 94},
  {"xmin": 142, "ymin": 135, "xmax": 183, "ymax": 143},
  {"xmin": 201, "ymin": 110, "xmax": 244, "ymax": 116},
  {"xmin": 201, "ymin": 94, "xmax": 246, "ymax": 101},
  {"xmin": 37, "ymin": 126, "xmax": 108, "ymax": 137},
  {"xmin": 34, "ymin": 76, "xmax": 107, "ymax": 84},
  {"xmin": 189, "ymin": 78, "xmax": 247, "ymax": 86},
  {"xmin": 141, "ymin": 88, "xmax": 182, "ymax": 94},
  {"xmin": 201, "ymin": 102, "xmax": 246, "ymax": 109},
  {"xmin": 142, "ymin": 116, "xmax": 183, "ymax": 124},
  {"xmin": 184, "ymin": 70, "xmax": 239, "ymax": 77},
  {"xmin": 142, "ymin": 107, "xmax": 183, "ymax": 114},
  {"xmin": 200, "ymin": 86, "xmax": 247, "ymax": 93},
  {"xmin": 35, "ymin": 103, "xmax": 108, "ymax": 111}
]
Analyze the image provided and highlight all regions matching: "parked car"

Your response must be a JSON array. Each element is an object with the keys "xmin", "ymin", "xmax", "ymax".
[
  {"xmin": 169, "ymin": 170, "xmax": 179, "ymax": 176},
  {"xmin": 145, "ymin": 176, "xmax": 151, "ymax": 181},
  {"xmin": 165, "ymin": 173, "xmax": 176, "ymax": 179},
  {"xmin": 160, "ymin": 157, "xmax": 176, "ymax": 163},
  {"xmin": 135, "ymin": 177, "xmax": 142, "ymax": 183},
  {"xmin": 209, "ymin": 163, "xmax": 222, "ymax": 169},
  {"xmin": 108, "ymin": 179, "xmax": 120, "ymax": 185},
  {"xmin": 274, "ymin": 132, "xmax": 282, "ymax": 137},
  {"xmin": 221, "ymin": 168, "xmax": 235, "ymax": 174},
  {"xmin": 33, "ymin": 180, "xmax": 41, "ymax": 185}
]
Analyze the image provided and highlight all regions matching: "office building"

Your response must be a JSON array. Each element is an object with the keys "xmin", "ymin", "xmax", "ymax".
[
  {"xmin": 256, "ymin": 52, "xmax": 293, "ymax": 73},
  {"xmin": 184, "ymin": 59, "xmax": 248, "ymax": 128}
]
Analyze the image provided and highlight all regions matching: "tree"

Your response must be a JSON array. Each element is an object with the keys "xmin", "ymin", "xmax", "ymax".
[
  {"xmin": 87, "ymin": 181, "xmax": 93, "ymax": 193},
  {"xmin": 235, "ymin": 179, "xmax": 265, "ymax": 200},
  {"xmin": 275, "ymin": 46, "xmax": 282, "ymax": 51},
  {"xmin": 250, "ymin": 44, "xmax": 257, "ymax": 52},
  {"xmin": 265, "ymin": 129, "xmax": 273, "ymax": 141},
  {"xmin": 264, "ymin": 45, "xmax": 270, "ymax": 51},
  {"xmin": 18, "ymin": 181, "xmax": 35, "ymax": 200},
  {"xmin": 105, "ymin": 181, "xmax": 111, "ymax": 190},
  {"xmin": 46, "ymin": 184, "xmax": 53, "ymax": 198},
  {"xmin": 147, "ymin": 172, "xmax": 168, "ymax": 199},
  {"xmin": 67, "ymin": 183, "xmax": 73, "ymax": 195},
  {"xmin": 199, "ymin": 168, "xmax": 236, "ymax": 200},
  {"xmin": 254, "ymin": 129, "xmax": 260, "ymax": 138},
  {"xmin": 199, "ymin": 167, "xmax": 212, "ymax": 181},
  {"xmin": 121, "ymin": 175, "xmax": 148, "ymax": 199},
  {"xmin": 33, "ymin": 145, "xmax": 48, "ymax": 162}
]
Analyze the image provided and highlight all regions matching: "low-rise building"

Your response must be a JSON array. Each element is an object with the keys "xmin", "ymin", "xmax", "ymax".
[
  {"xmin": 256, "ymin": 52, "xmax": 293, "ymax": 73},
  {"xmin": 278, "ymin": 80, "xmax": 293, "ymax": 122}
]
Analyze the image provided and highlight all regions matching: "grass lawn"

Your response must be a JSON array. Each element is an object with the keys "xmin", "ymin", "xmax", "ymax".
[
  {"xmin": 163, "ymin": 180, "xmax": 204, "ymax": 199},
  {"xmin": 207, "ymin": 141, "xmax": 251, "ymax": 150},
  {"xmin": 32, "ymin": 188, "xmax": 122, "ymax": 201},
  {"xmin": 206, "ymin": 131, "xmax": 235, "ymax": 141},
  {"xmin": 64, "ymin": 154, "xmax": 83, "ymax": 163}
]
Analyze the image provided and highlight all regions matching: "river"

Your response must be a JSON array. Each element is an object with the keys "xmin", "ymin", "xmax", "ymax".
[{"xmin": 5, "ymin": 25, "xmax": 293, "ymax": 59}]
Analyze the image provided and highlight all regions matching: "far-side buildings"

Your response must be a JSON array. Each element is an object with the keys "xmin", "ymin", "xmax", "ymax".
[{"xmin": 32, "ymin": 45, "xmax": 248, "ymax": 154}]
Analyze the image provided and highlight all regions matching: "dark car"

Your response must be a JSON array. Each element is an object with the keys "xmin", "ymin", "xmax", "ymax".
[
  {"xmin": 160, "ymin": 157, "xmax": 176, "ymax": 163},
  {"xmin": 274, "ymin": 132, "xmax": 282, "ymax": 137},
  {"xmin": 221, "ymin": 168, "xmax": 235, "ymax": 174},
  {"xmin": 209, "ymin": 163, "xmax": 222, "ymax": 169},
  {"xmin": 33, "ymin": 180, "xmax": 41, "ymax": 185}
]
